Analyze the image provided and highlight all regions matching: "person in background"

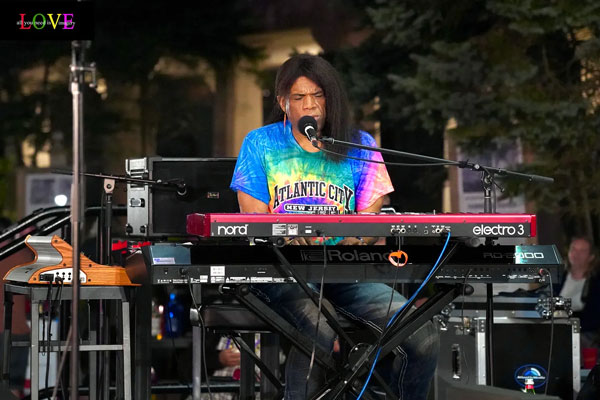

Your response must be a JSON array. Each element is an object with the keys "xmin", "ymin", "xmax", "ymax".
[
  {"xmin": 558, "ymin": 236, "xmax": 600, "ymax": 350},
  {"xmin": 203, "ymin": 335, "xmax": 250, "ymax": 400}
]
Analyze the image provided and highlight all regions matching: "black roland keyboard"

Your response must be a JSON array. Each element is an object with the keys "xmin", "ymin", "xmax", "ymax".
[{"xmin": 142, "ymin": 243, "xmax": 562, "ymax": 285}]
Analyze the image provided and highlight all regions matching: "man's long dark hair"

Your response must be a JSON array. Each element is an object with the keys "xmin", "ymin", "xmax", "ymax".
[{"xmin": 267, "ymin": 54, "xmax": 357, "ymax": 161}]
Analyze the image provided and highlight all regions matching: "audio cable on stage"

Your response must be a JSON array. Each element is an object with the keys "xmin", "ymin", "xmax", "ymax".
[
  {"xmin": 459, "ymin": 268, "xmax": 473, "ymax": 384},
  {"xmin": 357, "ymin": 232, "xmax": 452, "ymax": 400},
  {"xmin": 188, "ymin": 279, "xmax": 214, "ymax": 400},
  {"xmin": 305, "ymin": 235, "xmax": 328, "ymax": 397}
]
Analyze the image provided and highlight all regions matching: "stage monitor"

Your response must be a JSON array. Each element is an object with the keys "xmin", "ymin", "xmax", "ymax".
[{"xmin": 126, "ymin": 157, "xmax": 238, "ymax": 237}]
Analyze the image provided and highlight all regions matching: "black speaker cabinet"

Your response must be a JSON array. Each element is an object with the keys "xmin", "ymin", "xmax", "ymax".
[
  {"xmin": 438, "ymin": 375, "xmax": 560, "ymax": 400},
  {"xmin": 125, "ymin": 157, "xmax": 238, "ymax": 237},
  {"xmin": 436, "ymin": 316, "xmax": 580, "ymax": 400}
]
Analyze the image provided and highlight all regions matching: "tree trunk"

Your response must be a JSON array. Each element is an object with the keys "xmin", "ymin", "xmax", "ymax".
[
  {"xmin": 31, "ymin": 61, "xmax": 51, "ymax": 168},
  {"xmin": 139, "ymin": 80, "xmax": 149, "ymax": 156},
  {"xmin": 577, "ymin": 169, "xmax": 594, "ymax": 239},
  {"xmin": 13, "ymin": 136, "xmax": 24, "ymax": 168},
  {"xmin": 212, "ymin": 64, "xmax": 234, "ymax": 157}
]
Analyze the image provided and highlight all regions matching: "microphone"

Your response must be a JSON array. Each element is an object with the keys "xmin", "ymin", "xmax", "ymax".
[
  {"xmin": 162, "ymin": 178, "xmax": 188, "ymax": 197},
  {"xmin": 298, "ymin": 115, "xmax": 319, "ymax": 147},
  {"xmin": 176, "ymin": 182, "xmax": 187, "ymax": 197}
]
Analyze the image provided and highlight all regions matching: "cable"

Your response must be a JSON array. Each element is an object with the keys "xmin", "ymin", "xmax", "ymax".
[
  {"xmin": 385, "ymin": 235, "xmax": 403, "ymax": 320},
  {"xmin": 460, "ymin": 269, "xmax": 472, "ymax": 384},
  {"xmin": 96, "ymin": 300, "xmax": 106, "ymax": 400},
  {"xmin": 540, "ymin": 268, "xmax": 554, "ymax": 396},
  {"xmin": 164, "ymin": 291, "xmax": 193, "ymax": 394},
  {"xmin": 55, "ymin": 280, "xmax": 66, "ymax": 400},
  {"xmin": 188, "ymin": 280, "xmax": 213, "ymax": 400},
  {"xmin": 354, "ymin": 236, "xmax": 403, "ymax": 399},
  {"xmin": 51, "ymin": 326, "xmax": 72, "ymax": 400},
  {"xmin": 40, "ymin": 280, "xmax": 54, "ymax": 399},
  {"xmin": 167, "ymin": 300, "xmax": 192, "ymax": 391},
  {"xmin": 373, "ymin": 236, "xmax": 403, "ymax": 358},
  {"xmin": 228, "ymin": 334, "xmax": 260, "ymax": 383},
  {"xmin": 356, "ymin": 232, "xmax": 452, "ymax": 400},
  {"xmin": 387, "ymin": 233, "xmax": 452, "ymax": 329},
  {"xmin": 98, "ymin": 303, "xmax": 117, "ymax": 399},
  {"xmin": 43, "ymin": 281, "xmax": 53, "ymax": 399},
  {"xmin": 44, "ymin": 278, "xmax": 63, "ymax": 400},
  {"xmin": 198, "ymin": 313, "xmax": 214, "ymax": 400},
  {"xmin": 305, "ymin": 238, "xmax": 328, "ymax": 396},
  {"xmin": 317, "ymin": 145, "xmax": 453, "ymax": 167},
  {"xmin": 42, "ymin": 282, "xmax": 52, "ymax": 355}
]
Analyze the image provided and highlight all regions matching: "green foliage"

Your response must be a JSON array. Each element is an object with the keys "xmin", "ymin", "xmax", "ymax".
[
  {"xmin": 0, "ymin": 158, "xmax": 16, "ymax": 221},
  {"xmin": 334, "ymin": 0, "xmax": 600, "ymax": 241},
  {"xmin": 91, "ymin": 0, "xmax": 261, "ymax": 83},
  {"xmin": 327, "ymin": 1, "xmax": 463, "ymax": 212},
  {"xmin": 0, "ymin": 1, "xmax": 261, "ymax": 217}
]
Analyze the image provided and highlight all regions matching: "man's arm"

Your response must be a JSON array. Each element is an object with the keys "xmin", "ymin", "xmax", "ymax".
[
  {"xmin": 239, "ymin": 189, "xmax": 311, "ymax": 245},
  {"xmin": 358, "ymin": 196, "xmax": 384, "ymax": 214},
  {"xmin": 238, "ymin": 191, "xmax": 269, "ymax": 213},
  {"xmin": 238, "ymin": 190, "xmax": 311, "ymax": 244}
]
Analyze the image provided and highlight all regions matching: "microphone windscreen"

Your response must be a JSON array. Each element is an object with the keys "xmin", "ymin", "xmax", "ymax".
[{"xmin": 298, "ymin": 115, "xmax": 318, "ymax": 133}]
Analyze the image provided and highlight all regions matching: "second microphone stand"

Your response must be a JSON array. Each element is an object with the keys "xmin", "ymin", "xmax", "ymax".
[
  {"xmin": 53, "ymin": 169, "xmax": 188, "ymax": 264},
  {"xmin": 316, "ymin": 134, "xmax": 553, "ymax": 390}
]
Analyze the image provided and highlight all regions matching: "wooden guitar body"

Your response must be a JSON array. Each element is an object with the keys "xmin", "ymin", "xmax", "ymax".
[{"xmin": 3, "ymin": 235, "xmax": 139, "ymax": 286}]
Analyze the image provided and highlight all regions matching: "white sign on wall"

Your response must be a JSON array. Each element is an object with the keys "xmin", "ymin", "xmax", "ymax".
[{"xmin": 25, "ymin": 173, "xmax": 72, "ymax": 215}]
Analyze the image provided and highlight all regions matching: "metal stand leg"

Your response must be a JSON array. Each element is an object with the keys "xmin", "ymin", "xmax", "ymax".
[
  {"xmin": 192, "ymin": 325, "xmax": 202, "ymax": 400},
  {"xmin": 486, "ymin": 283, "xmax": 494, "ymax": 386},
  {"xmin": 102, "ymin": 301, "xmax": 110, "ymax": 400},
  {"xmin": 231, "ymin": 335, "xmax": 282, "ymax": 396},
  {"xmin": 320, "ymin": 239, "xmax": 462, "ymax": 400},
  {"xmin": 240, "ymin": 333, "xmax": 255, "ymax": 400},
  {"xmin": 3, "ymin": 285, "xmax": 134, "ymax": 400},
  {"xmin": 232, "ymin": 289, "xmax": 335, "ymax": 371},
  {"xmin": 270, "ymin": 247, "xmax": 397, "ymax": 398},
  {"xmin": 31, "ymin": 300, "xmax": 39, "ymax": 400},
  {"xmin": 260, "ymin": 333, "xmax": 280, "ymax": 399},
  {"xmin": 2, "ymin": 290, "xmax": 13, "ymax": 382},
  {"xmin": 60, "ymin": 301, "xmax": 70, "ymax": 398},
  {"xmin": 116, "ymin": 300, "xmax": 124, "ymax": 400},
  {"xmin": 122, "ymin": 300, "xmax": 132, "ymax": 400},
  {"xmin": 134, "ymin": 281, "xmax": 151, "ymax": 400},
  {"xmin": 324, "ymin": 284, "xmax": 463, "ymax": 400},
  {"xmin": 89, "ymin": 301, "xmax": 98, "ymax": 400}
]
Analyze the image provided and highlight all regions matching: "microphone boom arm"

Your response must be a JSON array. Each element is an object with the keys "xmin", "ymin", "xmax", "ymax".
[
  {"xmin": 52, "ymin": 169, "xmax": 187, "ymax": 193},
  {"xmin": 319, "ymin": 136, "xmax": 553, "ymax": 184}
]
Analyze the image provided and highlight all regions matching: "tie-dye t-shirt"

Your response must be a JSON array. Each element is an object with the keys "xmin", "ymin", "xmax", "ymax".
[{"xmin": 230, "ymin": 121, "xmax": 393, "ymax": 215}]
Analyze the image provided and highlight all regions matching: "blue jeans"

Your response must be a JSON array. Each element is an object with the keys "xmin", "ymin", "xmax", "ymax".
[{"xmin": 252, "ymin": 283, "xmax": 439, "ymax": 399}]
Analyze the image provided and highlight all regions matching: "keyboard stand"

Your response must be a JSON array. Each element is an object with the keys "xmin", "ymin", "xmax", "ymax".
[
  {"xmin": 313, "ymin": 240, "xmax": 463, "ymax": 399},
  {"xmin": 1, "ymin": 283, "xmax": 134, "ymax": 400},
  {"xmin": 324, "ymin": 283, "xmax": 465, "ymax": 399},
  {"xmin": 271, "ymin": 245, "xmax": 398, "ymax": 399},
  {"xmin": 232, "ymin": 240, "xmax": 465, "ymax": 400}
]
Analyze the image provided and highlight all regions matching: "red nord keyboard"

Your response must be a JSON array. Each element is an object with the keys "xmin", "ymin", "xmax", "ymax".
[{"xmin": 186, "ymin": 213, "xmax": 536, "ymax": 239}]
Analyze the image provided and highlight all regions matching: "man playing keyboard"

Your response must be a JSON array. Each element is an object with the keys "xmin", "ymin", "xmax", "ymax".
[{"xmin": 230, "ymin": 53, "xmax": 438, "ymax": 400}]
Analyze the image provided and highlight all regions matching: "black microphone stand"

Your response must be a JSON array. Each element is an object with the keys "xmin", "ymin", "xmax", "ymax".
[
  {"xmin": 68, "ymin": 39, "xmax": 96, "ymax": 399},
  {"xmin": 316, "ymin": 135, "xmax": 553, "ymax": 393},
  {"xmin": 319, "ymin": 136, "xmax": 553, "ymax": 186},
  {"xmin": 322, "ymin": 135, "xmax": 552, "ymax": 214},
  {"xmin": 53, "ymin": 169, "xmax": 186, "ymax": 398},
  {"xmin": 52, "ymin": 169, "xmax": 188, "ymax": 264}
]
